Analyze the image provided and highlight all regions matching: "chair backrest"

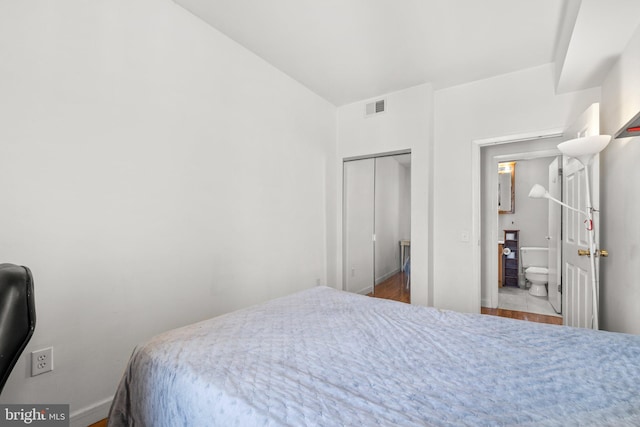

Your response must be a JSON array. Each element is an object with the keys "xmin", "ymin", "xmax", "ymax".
[{"xmin": 0, "ymin": 264, "xmax": 36, "ymax": 395}]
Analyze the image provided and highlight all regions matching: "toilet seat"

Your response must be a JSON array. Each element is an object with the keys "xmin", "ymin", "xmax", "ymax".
[{"xmin": 525, "ymin": 266, "xmax": 548, "ymax": 274}]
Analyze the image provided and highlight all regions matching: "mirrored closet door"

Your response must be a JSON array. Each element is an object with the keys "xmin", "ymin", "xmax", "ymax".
[{"xmin": 343, "ymin": 153, "xmax": 411, "ymax": 302}]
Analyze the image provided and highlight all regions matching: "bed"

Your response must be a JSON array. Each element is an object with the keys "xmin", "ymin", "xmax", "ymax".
[{"xmin": 108, "ymin": 286, "xmax": 640, "ymax": 426}]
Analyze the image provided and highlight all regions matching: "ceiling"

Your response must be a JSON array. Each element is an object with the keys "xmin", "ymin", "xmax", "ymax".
[{"xmin": 173, "ymin": 0, "xmax": 640, "ymax": 106}]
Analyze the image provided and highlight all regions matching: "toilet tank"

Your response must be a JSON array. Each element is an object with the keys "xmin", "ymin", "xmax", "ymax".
[{"xmin": 520, "ymin": 247, "xmax": 548, "ymax": 268}]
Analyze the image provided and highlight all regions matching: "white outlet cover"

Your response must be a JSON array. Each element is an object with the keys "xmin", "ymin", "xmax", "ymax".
[{"xmin": 31, "ymin": 347, "xmax": 54, "ymax": 376}]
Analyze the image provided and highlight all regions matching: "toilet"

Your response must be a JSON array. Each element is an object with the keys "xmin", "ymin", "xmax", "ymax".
[{"xmin": 520, "ymin": 247, "xmax": 549, "ymax": 297}]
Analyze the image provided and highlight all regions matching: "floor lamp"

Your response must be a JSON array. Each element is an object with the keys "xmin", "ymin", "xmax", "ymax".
[{"xmin": 528, "ymin": 134, "xmax": 611, "ymax": 330}]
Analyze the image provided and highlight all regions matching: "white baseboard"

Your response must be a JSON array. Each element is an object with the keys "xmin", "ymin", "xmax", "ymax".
[
  {"xmin": 375, "ymin": 268, "xmax": 400, "ymax": 285},
  {"xmin": 70, "ymin": 396, "xmax": 112, "ymax": 427},
  {"xmin": 356, "ymin": 285, "xmax": 373, "ymax": 295}
]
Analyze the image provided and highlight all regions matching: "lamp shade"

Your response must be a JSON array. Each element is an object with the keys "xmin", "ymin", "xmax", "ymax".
[
  {"xmin": 528, "ymin": 184, "xmax": 548, "ymax": 199},
  {"xmin": 557, "ymin": 135, "xmax": 611, "ymax": 161},
  {"xmin": 528, "ymin": 183, "xmax": 589, "ymax": 216}
]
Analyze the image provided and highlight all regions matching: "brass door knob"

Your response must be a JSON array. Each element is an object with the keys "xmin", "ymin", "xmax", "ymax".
[{"xmin": 577, "ymin": 249, "xmax": 608, "ymax": 257}]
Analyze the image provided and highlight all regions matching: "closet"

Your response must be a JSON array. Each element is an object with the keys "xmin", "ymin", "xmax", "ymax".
[{"xmin": 343, "ymin": 153, "xmax": 411, "ymax": 300}]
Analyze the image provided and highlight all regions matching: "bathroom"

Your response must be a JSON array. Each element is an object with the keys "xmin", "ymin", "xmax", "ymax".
[{"xmin": 497, "ymin": 156, "xmax": 561, "ymax": 317}]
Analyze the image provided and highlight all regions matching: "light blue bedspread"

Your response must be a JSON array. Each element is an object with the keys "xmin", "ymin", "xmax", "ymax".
[{"xmin": 109, "ymin": 286, "xmax": 640, "ymax": 426}]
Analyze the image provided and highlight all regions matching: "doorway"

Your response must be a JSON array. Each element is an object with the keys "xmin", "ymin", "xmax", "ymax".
[
  {"xmin": 475, "ymin": 132, "xmax": 564, "ymax": 320},
  {"xmin": 473, "ymin": 104, "xmax": 603, "ymax": 328},
  {"xmin": 343, "ymin": 151, "xmax": 411, "ymax": 304},
  {"xmin": 492, "ymin": 154, "xmax": 562, "ymax": 319}
]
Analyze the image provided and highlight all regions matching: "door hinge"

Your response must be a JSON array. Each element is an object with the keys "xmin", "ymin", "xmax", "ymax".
[
  {"xmin": 558, "ymin": 283, "xmax": 562, "ymax": 293},
  {"xmin": 558, "ymin": 167, "xmax": 563, "ymax": 176}
]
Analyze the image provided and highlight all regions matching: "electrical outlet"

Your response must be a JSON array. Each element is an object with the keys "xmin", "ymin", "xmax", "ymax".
[{"xmin": 31, "ymin": 347, "xmax": 53, "ymax": 376}]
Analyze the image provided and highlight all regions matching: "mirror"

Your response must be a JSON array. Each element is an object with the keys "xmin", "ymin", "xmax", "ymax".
[{"xmin": 498, "ymin": 162, "xmax": 515, "ymax": 214}]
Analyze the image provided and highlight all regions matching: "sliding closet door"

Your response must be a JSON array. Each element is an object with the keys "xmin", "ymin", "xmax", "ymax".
[
  {"xmin": 344, "ymin": 159, "xmax": 375, "ymax": 295},
  {"xmin": 344, "ymin": 153, "xmax": 411, "ymax": 299},
  {"xmin": 374, "ymin": 157, "xmax": 402, "ymax": 285},
  {"xmin": 374, "ymin": 155, "xmax": 411, "ymax": 298}
]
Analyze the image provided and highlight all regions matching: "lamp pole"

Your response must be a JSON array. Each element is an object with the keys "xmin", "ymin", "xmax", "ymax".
[{"xmin": 582, "ymin": 161, "xmax": 599, "ymax": 330}]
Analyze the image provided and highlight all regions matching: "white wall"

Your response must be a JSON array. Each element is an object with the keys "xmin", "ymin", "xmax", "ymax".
[
  {"xmin": 600, "ymin": 23, "xmax": 640, "ymax": 334},
  {"xmin": 0, "ymin": 0, "xmax": 335, "ymax": 424},
  {"xmin": 335, "ymin": 84, "xmax": 433, "ymax": 306},
  {"xmin": 434, "ymin": 64, "xmax": 599, "ymax": 313}
]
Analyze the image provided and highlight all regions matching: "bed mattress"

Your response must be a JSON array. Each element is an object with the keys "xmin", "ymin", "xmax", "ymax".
[{"xmin": 109, "ymin": 286, "xmax": 640, "ymax": 426}]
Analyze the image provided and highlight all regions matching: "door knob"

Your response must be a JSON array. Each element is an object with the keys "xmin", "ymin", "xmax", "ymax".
[{"xmin": 577, "ymin": 249, "xmax": 608, "ymax": 257}]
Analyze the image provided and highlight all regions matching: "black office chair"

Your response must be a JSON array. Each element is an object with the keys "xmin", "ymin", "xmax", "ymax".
[{"xmin": 0, "ymin": 264, "xmax": 36, "ymax": 395}]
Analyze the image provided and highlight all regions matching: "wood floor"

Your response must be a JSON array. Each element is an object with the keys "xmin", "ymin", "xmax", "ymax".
[
  {"xmin": 368, "ymin": 272, "xmax": 561, "ymax": 326},
  {"xmin": 368, "ymin": 271, "xmax": 410, "ymax": 303}
]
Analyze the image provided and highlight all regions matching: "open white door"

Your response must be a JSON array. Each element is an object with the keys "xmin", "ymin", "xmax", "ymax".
[
  {"xmin": 547, "ymin": 157, "xmax": 562, "ymax": 313},
  {"xmin": 562, "ymin": 103, "xmax": 601, "ymax": 329}
]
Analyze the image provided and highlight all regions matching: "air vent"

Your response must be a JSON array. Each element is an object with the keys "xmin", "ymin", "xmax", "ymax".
[{"xmin": 365, "ymin": 99, "xmax": 386, "ymax": 117}]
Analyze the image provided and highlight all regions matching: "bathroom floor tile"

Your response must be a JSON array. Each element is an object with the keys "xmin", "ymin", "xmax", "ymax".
[
  {"xmin": 498, "ymin": 287, "xmax": 561, "ymax": 318},
  {"xmin": 498, "ymin": 301, "xmax": 528, "ymax": 312}
]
